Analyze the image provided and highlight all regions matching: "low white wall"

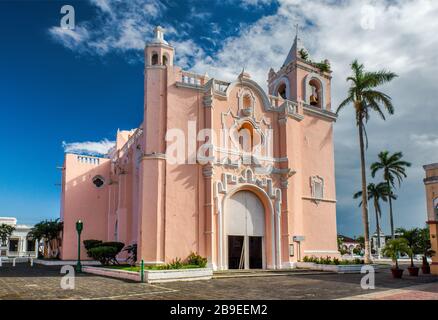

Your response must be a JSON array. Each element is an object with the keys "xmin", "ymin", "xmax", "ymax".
[
  {"xmin": 83, "ymin": 266, "xmax": 140, "ymax": 282},
  {"xmin": 82, "ymin": 266, "xmax": 213, "ymax": 283},
  {"xmin": 34, "ymin": 259, "xmax": 101, "ymax": 266},
  {"xmin": 146, "ymin": 268, "xmax": 213, "ymax": 283}
]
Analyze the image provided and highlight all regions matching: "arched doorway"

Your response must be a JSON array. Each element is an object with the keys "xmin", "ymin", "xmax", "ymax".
[{"xmin": 225, "ymin": 190, "xmax": 265, "ymax": 269}]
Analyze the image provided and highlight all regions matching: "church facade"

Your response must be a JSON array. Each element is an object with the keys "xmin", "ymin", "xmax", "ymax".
[{"xmin": 59, "ymin": 27, "xmax": 339, "ymax": 270}]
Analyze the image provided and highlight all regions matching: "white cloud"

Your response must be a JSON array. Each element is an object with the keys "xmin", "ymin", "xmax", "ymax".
[
  {"xmin": 411, "ymin": 134, "xmax": 438, "ymax": 148},
  {"xmin": 49, "ymin": 26, "xmax": 90, "ymax": 50},
  {"xmin": 50, "ymin": 0, "xmax": 166, "ymax": 57},
  {"xmin": 62, "ymin": 139, "xmax": 115, "ymax": 156},
  {"xmin": 241, "ymin": 0, "xmax": 276, "ymax": 8}
]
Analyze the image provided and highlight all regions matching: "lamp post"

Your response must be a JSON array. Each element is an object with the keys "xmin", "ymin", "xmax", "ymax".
[{"xmin": 75, "ymin": 220, "xmax": 83, "ymax": 273}]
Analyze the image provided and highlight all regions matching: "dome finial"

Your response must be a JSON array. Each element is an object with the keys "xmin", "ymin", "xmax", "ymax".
[{"xmin": 151, "ymin": 25, "xmax": 168, "ymax": 45}]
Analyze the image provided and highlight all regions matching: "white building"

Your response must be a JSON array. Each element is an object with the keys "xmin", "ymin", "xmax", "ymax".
[
  {"xmin": 371, "ymin": 227, "xmax": 387, "ymax": 255},
  {"xmin": 0, "ymin": 217, "xmax": 38, "ymax": 258}
]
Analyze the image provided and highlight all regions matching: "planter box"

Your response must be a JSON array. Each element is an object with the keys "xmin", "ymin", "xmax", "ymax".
[
  {"xmin": 83, "ymin": 266, "xmax": 141, "ymax": 282},
  {"xmin": 83, "ymin": 266, "xmax": 213, "ymax": 283},
  {"xmin": 296, "ymin": 262, "xmax": 381, "ymax": 274},
  {"xmin": 34, "ymin": 259, "xmax": 101, "ymax": 266},
  {"xmin": 145, "ymin": 268, "xmax": 213, "ymax": 283}
]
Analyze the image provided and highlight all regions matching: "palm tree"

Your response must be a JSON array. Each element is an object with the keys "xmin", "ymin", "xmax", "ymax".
[
  {"xmin": 336, "ymin": 60, "xmax": 398, "ymax": 263},
  {"xmin": 382, "ymin": 238, "xmax": 410, "ymax": 270},
  {"xmin": 353, "ymin": 182, "xmax": 393, "ymax": 256},
  {"xmin": 371, "ymin": 151, "xmax": 411, "ymax": 239},
  {"xmin": 396, "ymin": 227, "xmax": 421, "ymax": 268}
]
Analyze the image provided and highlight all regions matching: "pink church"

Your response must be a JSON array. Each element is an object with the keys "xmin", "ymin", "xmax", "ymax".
[{"xmin": 59, "ymin": 27, "xmax": 339, "ymax": 270}]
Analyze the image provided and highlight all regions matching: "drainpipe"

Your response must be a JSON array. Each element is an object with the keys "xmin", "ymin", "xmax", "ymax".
[{"xmin": 276, "ymin": 206, "xmax": 281, "ymax": 269}]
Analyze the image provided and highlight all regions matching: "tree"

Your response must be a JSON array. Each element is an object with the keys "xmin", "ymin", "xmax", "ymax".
[
  {"xmin": 382, "ymin": 238, "xmax": 410, "ymax": 270},
  {"xmin": 355, "ymin": 236, "xmax": 365, "ymax": 251},
  {"xmin": 336, "ymin": 60, "xmax": 398, "ymax": 263},
  {"xmin": 354, "ymin": 182, "xmax": 393, "ymax": 255},
  {"xmin": 29, "ymin": 219, "xmax": 63, "ymax": 258},
  {"xmin": 298, "ymin": 48, "xmax": 308, "ymax": 60},
  {"xmin": 0, "ymin": 224, "xmax": 15, "ymax": 245},
  {"xmin": 396, "ymin": 227, "xmax": 421, "ymax": 267},
  {"xmin": 371, "ymin": 151, "xmax": 411, "ymax": 239}
]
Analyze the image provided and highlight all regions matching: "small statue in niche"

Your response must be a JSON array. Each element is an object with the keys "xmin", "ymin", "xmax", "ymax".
[{"xmin": 310, "ymin": 85, "xmax": 319, "ymax": 106}]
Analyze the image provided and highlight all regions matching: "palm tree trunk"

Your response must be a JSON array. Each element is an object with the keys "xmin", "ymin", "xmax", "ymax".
[
  {"xmin": 374, "ymin": 199, "xmax": 381, "ymax": 255},
  {"xmin": 387, "ymin": 180, "xmax": 395, "ymax": 239},
  {"xmin": 358, "ymin": 119, "xmax": 372, "ymax": 263}
]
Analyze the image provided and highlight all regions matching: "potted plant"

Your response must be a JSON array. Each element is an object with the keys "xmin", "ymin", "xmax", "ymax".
[
  {"xmin": 396, "ymin": 228, "xmax": 420, "ymax": 276},
  {"xmin": 382, "ymin": 238, "xmax": 410, "ymax": 279},
  {"xmin": 418, "ymin": 227, "xmax": 435, "ymax": 274}
]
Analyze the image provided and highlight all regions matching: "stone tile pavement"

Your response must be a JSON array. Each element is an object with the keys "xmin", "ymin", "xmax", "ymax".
[{"xmin": 0, "ymin": 263, "xmax": 437, "ymax": 300}]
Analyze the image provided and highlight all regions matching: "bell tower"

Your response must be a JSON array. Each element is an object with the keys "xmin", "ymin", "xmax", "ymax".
[
  {"xmin": 145, "ymin": 26, "xmax": 174, "ymax": 67},
  {"xmin": 268, "ymin": 32, "xmax": 332, "ymax": 111},
  {"xmin": 138, "ymin": 26, "xmax": 174, "ymax": 265}
]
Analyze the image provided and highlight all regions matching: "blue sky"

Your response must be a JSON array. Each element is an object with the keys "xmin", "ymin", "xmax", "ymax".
[{"xmin": 0, "ymin": 0, "xmax": 437, "ymax": 237}]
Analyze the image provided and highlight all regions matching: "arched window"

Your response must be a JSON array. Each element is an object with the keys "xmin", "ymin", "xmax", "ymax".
[
  {"xmin": 151, "ymin": 52, "xmax": 159, "ymax": 65},
  {"xmin": 309, "ymin": 78, "xmax": 322, "ymax": 108},
  {"xmin": 114, "ymin": 220, "xmax": 118, "ymax": 241},
  {"xmin": 162, "ymin": 54, "xmax": 168, "ymax": 66},
  {"xmin": 238, "ymin": 122, "xmax": 254, "ymax": 153},
  {"xmin": 243, "ymin": 94, "xmax": 252, "ymax": 109},
  {"xmin": 277, "ymin": 83, "xmax": 287, "ymax": 99}
]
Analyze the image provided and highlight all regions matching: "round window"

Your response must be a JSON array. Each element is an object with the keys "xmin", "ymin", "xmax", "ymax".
[{"xmin": 92, "ymin": 176, "xmax": 105, "ymax": 188}]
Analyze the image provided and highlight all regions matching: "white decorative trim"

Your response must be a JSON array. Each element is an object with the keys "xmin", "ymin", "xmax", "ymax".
[
  {"xmin": 302, "ymin": 197, "xmax": 337, "ymax": 203},
  {"xmin": 303, "ymin": 250, "xmax": 339, "ymax": 254},
  {"xmin": 303, "ymin": 105, "xmax": 337, "ymax": 121},
  {"xmin": 215, "ymin": 168, "xmax": 283, "ymax": 270},
  {"xmin": 310, "ymin": 176, "xmax": 324, "ymax": 203}
]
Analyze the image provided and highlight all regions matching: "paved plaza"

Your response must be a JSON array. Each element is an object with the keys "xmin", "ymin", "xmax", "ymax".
[{"xmin": 0, "ymin": 264, "xmax": 437, "ymax": 300}]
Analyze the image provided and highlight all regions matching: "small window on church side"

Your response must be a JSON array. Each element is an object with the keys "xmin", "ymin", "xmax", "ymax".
[
  {"xmin": 92, "ymin": 175, "xmax": 105, "ymax": 188},
  {"xmin": 311, "ymin": 176, "xmax": 324, "ymax": 199},
  {"xmin": 163, "ymin": 54, "xmax": 168, "ymax": 66}
]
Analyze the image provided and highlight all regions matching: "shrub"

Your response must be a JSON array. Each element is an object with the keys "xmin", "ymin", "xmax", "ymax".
[
  {"xmin": 123, "ymin": 243, "xmax": 137, "ymax": 266},
  {"xmin": 88, "ymin": 246, "xmax": 119, "ymax": 265},
  {"xmin": 165, "ymin": 258, "xmax": 184, "ymax": 269},
  {"xmin": 187, "ymin": 252, "xmax": 208, "ymax": 268},
  {"xmin": 303, "ymin": 256, "xmax": 310, "ymax": 262},
  {"xmin": 83, "ymin": 240, "xmax": 124, "ymax": 265},
  {"xmin": 83, "ymin": 240, "xmax": 103, "ymax": 257},
  {"xmin": 101, "ymin": 242, "xmax": 125, "ymax": 253}
]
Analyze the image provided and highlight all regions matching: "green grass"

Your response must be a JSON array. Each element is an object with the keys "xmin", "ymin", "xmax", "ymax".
[{"xmin": 105, "ymin": 264, "xmax": 202, "ymax": 272}]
